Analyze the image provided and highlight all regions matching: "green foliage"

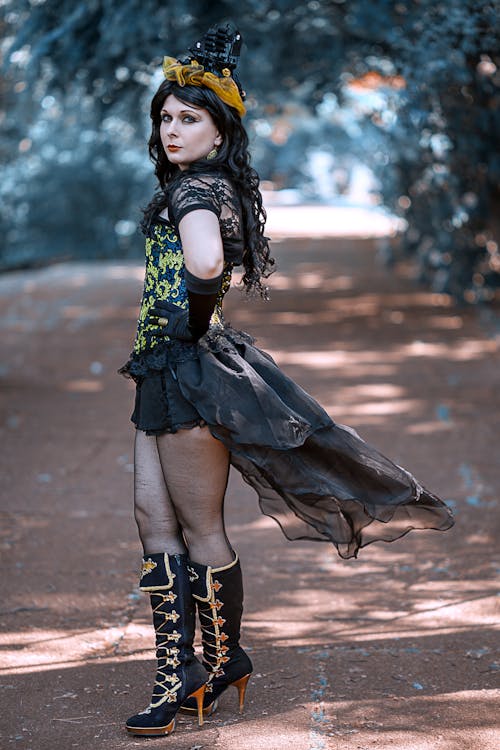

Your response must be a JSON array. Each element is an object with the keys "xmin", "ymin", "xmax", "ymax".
[
  {"xmin": 0, "ymin": 89, "xmax": 152, "ymax": 267},
  {"xmin": 347, "ymin": 0, "xmax": 500, "ymax": 301},
  {"xmin": 2, "ymin": 0, "xmax": 499, "ymax": 301}
]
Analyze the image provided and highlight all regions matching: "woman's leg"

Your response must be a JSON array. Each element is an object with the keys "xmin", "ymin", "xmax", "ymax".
[
  {"xmin": 154, "ymin": 426, "xmax": 250, "ymax": 716},
  {"xmin": 156, "ymin": 426, "xmax": 233, "ymax": 567},
  {"xmin": 133, "ymin": 429, "xmax": 186, "ymax": 555}
]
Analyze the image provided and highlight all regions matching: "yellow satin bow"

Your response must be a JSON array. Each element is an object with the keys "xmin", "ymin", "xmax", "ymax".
[{"xmin": 162, "ymin": 56, "xmax": 246, "ymax": 118}]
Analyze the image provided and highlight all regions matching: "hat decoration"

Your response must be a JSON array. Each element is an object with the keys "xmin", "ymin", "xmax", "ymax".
[{"xmin": 162, "ymin": 22, "xmax": 246, "ymax": 117}]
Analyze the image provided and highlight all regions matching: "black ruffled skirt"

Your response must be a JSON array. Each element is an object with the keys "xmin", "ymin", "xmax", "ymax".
[{"xmin": 121, "ymin": 326, "xmax": 454, "ymax": 559}]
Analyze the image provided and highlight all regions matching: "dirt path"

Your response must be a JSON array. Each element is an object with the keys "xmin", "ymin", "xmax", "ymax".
[{"xmin": 0, "ymin": 238, "xmax": 499, "ymax": 750}]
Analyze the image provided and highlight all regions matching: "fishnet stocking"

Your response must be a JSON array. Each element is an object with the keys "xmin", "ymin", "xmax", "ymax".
[
  {"xmin": 156, "ymin": 426, "xmax": 233, "ymax": 567},
  {"xmin": 134, "ymin": 430, "xmax": 186, "ymax": 555},
  {"xmin": 133, "ymin": 426, "xmax": 233, "ymax": 567}
]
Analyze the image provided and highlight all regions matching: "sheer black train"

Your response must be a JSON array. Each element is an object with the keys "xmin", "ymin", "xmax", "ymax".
[{"xmin": 170, "ymin": 327, "xmax": 455, "ymax": 560}]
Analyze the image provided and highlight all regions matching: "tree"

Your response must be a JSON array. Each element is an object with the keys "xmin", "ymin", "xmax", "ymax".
[
  {"xmin": 2, "ymin": 0, "xmax": 499, "ymax": 301},
  {"xmin": 347, "ymin": 0, "xmax": 500, "ymax": 300}
]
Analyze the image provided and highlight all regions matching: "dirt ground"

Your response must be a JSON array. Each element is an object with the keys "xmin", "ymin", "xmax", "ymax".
[{"xmin": 0, "ymin": 236, "xmax": 499, "ymax": 750}]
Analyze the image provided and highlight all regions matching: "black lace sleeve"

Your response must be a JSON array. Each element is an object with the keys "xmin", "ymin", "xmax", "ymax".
[{"xmin": 168, "ymin": 173, "xmax": 244, "ymax": 265}]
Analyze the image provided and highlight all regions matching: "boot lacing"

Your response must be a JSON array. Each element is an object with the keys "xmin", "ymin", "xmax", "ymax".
[
  {"xmin": 142, "ymin": 591, "xmax": 183, "ymax": 712},
  {"xmin": 198, "ymin": 576, "xmax": 230, "ymax": 692}
]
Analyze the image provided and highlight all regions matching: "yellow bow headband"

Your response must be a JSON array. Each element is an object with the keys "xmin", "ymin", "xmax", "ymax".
[{"xmin": 162, "ymin": 56, "xmax": 246, "ymax": 118}]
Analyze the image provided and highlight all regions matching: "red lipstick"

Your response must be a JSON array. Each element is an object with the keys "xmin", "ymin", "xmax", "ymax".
[{"xmin": 167, "ymin": 145, "xmax": 181, "ymax": 152}]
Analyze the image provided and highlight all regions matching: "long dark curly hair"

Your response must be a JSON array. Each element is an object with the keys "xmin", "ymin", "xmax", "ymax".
[{"xmin": 142, "ymin": 79, "xmax": 275, "ymax": 297}]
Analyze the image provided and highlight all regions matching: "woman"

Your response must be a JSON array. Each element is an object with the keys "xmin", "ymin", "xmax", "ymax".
[{"xmin": 120, "ymin": 23, "xmax": 454, "ymax": 738}]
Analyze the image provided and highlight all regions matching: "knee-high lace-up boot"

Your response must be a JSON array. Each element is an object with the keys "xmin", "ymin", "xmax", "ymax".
[
  {"xmin": 181, "ymin": 553, "xmax": 253, "ymax": 716},
  {"xmin": 125, "ymin": 553, "xmax": 208, "ymax": 736}
]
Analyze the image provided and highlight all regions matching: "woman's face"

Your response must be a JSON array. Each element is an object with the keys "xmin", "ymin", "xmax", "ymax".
[{"xmin": 160, "ymin": 94, "xmax": 222, "ymax": 170}]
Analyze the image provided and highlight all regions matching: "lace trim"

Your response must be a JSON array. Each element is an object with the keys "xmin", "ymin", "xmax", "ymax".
[
  {"xmin": 200, "ymin": 325, "xmax": 255, "ymax": 353},
  {"xmin": 168, "ymin": 172, "xmax": 242, "ymax": 243},
  {"xmin": 119, "ymin": 338, "xmax": 199, "ymax": 380},
  {"xmin": 121, "ymin": 325, "xmax": 255, "ymax": 382}
]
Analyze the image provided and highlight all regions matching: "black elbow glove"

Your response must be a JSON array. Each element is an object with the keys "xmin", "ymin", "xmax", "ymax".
[
  {"xmin": 185, "ymin": 268, "xmax": 223, "ymax": 341},
  {"xmin": 149, "ymin": 268, "xmax": 223, "ymax": 342}
]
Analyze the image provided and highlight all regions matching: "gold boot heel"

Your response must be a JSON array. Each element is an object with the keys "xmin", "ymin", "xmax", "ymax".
[
  {"xmin": 232, "ymin": 673, "xmax": 251, "ymax": 713},
  {"xmin": 188, "ymin": 684, "xmax": 207, "ymax": 726}
]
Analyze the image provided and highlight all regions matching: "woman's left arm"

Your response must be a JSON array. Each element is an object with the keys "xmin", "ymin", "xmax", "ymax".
[
  {"xmin": 150, "ymin": 209, "xmax": 225, "ymax": 342},
  {"xmin": 179, "ymin": 209, "xmax": 224, "ymax": 279},
  {"xmin": 179, "ymin": 209, "xmax": 224, "ymax": 340}
]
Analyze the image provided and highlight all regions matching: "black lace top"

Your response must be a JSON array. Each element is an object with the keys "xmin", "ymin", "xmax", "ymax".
[
  {"xmin": 168, "ymin": 171, "xmax": 244, "ymax": 265},
  {"xmin": 121, "ymin": 171, "xmax": 244, "ymax": 377}
]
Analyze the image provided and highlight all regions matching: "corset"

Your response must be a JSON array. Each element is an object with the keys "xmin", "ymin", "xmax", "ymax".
[{"xmin": 133, "ymin": 219, "xmax": 233, "ymax": 356}]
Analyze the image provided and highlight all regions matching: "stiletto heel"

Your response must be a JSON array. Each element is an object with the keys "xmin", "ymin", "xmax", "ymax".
[
  {"xmin": 232, "ymin": 672, "xmax": 251, "ymax": 713},
  {"xmin": 189, "ymin": 684, "xmax": 206, "ymax": 726}
]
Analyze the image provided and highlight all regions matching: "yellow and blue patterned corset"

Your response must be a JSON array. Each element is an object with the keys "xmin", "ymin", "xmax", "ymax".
[{"xmin": 133, "ymin": 219, "xmax": 233, "ymax": 355}]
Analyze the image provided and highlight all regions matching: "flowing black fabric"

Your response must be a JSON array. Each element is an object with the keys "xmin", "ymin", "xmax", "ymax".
[
  {"xmin": 166, "ymin": 325, "xmax": 454, "ymax": 560},
  {"xmin": 122, "ymin": 171, "xmax": 454, "ymax": 559}
]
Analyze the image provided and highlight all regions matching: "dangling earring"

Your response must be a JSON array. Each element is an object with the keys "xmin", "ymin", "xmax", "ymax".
[{"xmin": 206, "ymin": 147, "xmax": 218, "ymax": 160}]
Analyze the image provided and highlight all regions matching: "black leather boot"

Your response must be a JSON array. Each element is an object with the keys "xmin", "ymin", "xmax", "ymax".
[
  {"xmin": 182, "ymin": 553, "xmax": 253, "ymax": 716},
  {"xmin": 125, "ymin": 552, "xmax": 208, "ymax": 736}
]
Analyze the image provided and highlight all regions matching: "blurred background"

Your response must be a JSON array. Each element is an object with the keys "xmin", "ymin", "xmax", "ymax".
[
  {"xmin": 1, "ymin": 0, "xmax": 499, "ymax": 302},
  {"xmin": 1, "ymin": 7, "xmax": 500, "ymax": 748}
]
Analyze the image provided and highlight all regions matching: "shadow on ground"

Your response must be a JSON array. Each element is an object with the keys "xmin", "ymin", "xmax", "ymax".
[{"xmin": 0, "ymin": 237, "xmax": 499, "ymax": 750}]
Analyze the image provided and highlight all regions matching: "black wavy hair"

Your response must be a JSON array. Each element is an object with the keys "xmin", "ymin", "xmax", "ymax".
[{"xmin": 142, "ymin": 79, "xmax": 275, "ymax": 298}]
